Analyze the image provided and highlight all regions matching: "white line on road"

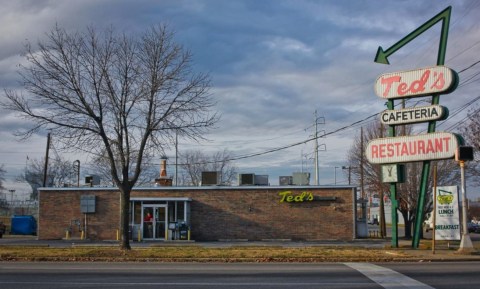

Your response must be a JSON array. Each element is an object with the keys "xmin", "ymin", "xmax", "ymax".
[
  {"xmin": 345, "ymin": 263, "xmax": 435, "ymax": 289},
  {"xmin": 0, "ymin": 281, "xmax": 373, "ymax": 287}
]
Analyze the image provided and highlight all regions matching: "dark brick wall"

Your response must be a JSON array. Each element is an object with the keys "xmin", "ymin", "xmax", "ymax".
[
  {"xmin": 39, "ymin": 187, "xmax": 355, "ymax": 241},
  {"xmin": 38, "ymin": 190, "xmax": 120, "ymax": 240}
]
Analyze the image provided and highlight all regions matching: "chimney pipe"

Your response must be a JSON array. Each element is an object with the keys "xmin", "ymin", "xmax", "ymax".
[
  {"xmin": 160, "ymin": 158, "xmax": 167, "ymax": 177},
  {"xmin": 155, "ymin": 156, "xmax": 172, "ymax": 186}
]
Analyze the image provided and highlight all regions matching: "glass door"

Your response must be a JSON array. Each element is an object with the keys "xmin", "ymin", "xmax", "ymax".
[{"xmin": 142, "ymin": 205, "xmax": 167, "ymax": 240}]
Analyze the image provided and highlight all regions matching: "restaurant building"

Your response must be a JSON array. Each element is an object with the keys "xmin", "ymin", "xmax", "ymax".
[{"xmin": 38, "ymin": 184, "xmax": 361, "ymax": 242}]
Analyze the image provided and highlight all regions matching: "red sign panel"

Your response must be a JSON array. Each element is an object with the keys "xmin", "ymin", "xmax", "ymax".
[
  {"xmin": 374, "ymin": 66, "xmax": 457, "ymax": 99},
  {"xmin": 366, "ymin": 132, "xmax": 459, "ymax": 164}
]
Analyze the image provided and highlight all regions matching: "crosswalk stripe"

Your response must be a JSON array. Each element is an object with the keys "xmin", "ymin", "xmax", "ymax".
[{"xmin": 345, "ymin": 263, "xmax": 435, "ymax": 289}]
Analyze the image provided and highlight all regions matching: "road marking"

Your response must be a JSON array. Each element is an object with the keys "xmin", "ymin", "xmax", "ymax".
[
  {"xmin": 345, "ymin": 263, "xmax": 435, "ymax": 289},
  {"xmin": 0, "ymin": 281, "xmax": 374, "ymax": 287}
]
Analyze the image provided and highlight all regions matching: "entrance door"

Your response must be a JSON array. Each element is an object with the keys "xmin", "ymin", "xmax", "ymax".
[{"xmin": 142, "ymin": 205, "xmax": 167, "ymax": 240}]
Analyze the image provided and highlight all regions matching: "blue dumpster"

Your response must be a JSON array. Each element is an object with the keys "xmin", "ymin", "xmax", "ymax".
[{"xmin": 11, "ymin": 215, "xmax": 37, "ymax": 235}]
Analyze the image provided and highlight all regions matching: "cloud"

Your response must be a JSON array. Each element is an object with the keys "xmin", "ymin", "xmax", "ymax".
[{"xmin": 0, "ymin": 0, "xmax": 479, "ymax": 192}]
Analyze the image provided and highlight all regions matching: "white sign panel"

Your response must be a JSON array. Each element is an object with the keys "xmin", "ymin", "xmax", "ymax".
[
  {"xmin": 374, "ymin": 66, "xmax": 457, "ymax": 99},
  {"xmin": 365, "ymin": 132, "xmax": 459, "ymax": 164},
  {"xmin": 380, "ymin": 105, "xmax": 447, "ymax": 125},
  {"xmin": 435, "ymin": 186, "xmax": 461, "ymax": 240}
]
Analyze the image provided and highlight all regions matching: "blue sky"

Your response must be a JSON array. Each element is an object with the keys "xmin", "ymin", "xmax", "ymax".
[{"xmin": 1, "ymin": 0, "xmax": 479, "ymax": 199}]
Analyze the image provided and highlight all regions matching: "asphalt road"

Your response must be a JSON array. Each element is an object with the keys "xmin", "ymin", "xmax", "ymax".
[{"xmin": 1, "ymin": 262, "xmax": 479, "ymax": 289}]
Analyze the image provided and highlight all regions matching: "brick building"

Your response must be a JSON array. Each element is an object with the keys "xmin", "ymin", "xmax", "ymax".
[{"xmin": 38, "ymin": 185, "xmax": 360, "ymax": 241}]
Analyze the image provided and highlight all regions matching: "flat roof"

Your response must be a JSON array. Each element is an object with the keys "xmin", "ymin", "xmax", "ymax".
[
  {"xmin": 38, "ymin": 185, "xmax": 357, "ymax": 191},
  {"xmin": 130, "ymin": 197, "xmax": 192, "ymax": 201}
]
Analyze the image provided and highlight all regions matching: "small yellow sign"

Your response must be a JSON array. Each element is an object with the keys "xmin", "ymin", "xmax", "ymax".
[{"xmin": 279, "ymin": 191, "xmax": 314, "ymax": 203}]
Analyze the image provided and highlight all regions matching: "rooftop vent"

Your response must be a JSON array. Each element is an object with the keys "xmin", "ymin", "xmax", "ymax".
[
  {"xmin": 279, "ymin": 176, "xmax": 293, "ymax": 186},
  {"xmin": 201, "ymin": 171, "xmax": 221, "ymax": 186},
  {"xmin": 292, "ymin": 172, "xmax": 310, "ymax": 185},
  {"xmin": 254, "ymin": 175, "xmax": 269, "ymax": 186},
  {"xmin": 239, "ymin": 173, "xmax": 255, "ymax": 186}
]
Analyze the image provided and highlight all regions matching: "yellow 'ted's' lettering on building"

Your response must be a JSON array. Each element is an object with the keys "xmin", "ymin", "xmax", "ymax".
[{"xmin": 279, "ymin": 191, "xmax": 314, "ymax": 203}]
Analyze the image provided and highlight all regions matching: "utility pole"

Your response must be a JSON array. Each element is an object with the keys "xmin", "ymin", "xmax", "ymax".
[
  {"xmin": 175, "ymin": 130, "xmax": 178, "ymax": 186},
  {"xmin": 314, "ymin": 110, "xmax": 319, "ymax": 185},
  {"xmin": 313, "ymin": 111, "xmax": 325, "ymax": 185},
  {"xmin": 360, "ymin": 127, "xmax": 364, "ymax": 199},
  {"xmin": 42, "ymin": 133, "xmax": 51, "ymax": 187},
  {"xmin": 301, "ymin": 150, "xmax": 305, "ymax": 173}
]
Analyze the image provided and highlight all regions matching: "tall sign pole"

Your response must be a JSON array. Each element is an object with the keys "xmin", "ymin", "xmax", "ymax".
[
  {"xmin": 387, "ymin": 100, "xmax": 398, "ymax": 247},
  {"xmin": 412, "ymin": 6, "xmax": 451, "ymax": 249},
  {"xmin": 373, "ymin": 6, "xmax": 454, "ymax": 248}
]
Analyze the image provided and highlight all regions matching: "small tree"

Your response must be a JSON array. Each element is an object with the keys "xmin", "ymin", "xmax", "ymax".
[
  {"xmin": 178, "ymin": 149, "xmax": 237, "ymax": 186},
  {"xmin": 2, "ymin": 24, "xmax": 218, "ymax": 249},
  {"xmin": 17, "ymin": 156, "xmax": 78, "ymax": 200}
]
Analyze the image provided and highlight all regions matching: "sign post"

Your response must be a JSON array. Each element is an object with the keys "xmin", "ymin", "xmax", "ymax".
[
  {"xmin": 413, "ymin": 7, "xmax": 452, "ymax": 249},
  {"xmin": 387, "ymin": 100, "xmax": 398, "ymax": 247},
  {"xmin": 457, "ymin": 146, "xmax": 475, "ymax": 252}
]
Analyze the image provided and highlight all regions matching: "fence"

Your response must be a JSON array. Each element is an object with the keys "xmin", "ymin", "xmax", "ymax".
[{"xmin": 0, "ymin": 200, "xmax": 38, "ymax": 234}]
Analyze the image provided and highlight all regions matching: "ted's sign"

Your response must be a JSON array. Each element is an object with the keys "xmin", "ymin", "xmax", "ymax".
[{"xmin": 374, "ymin": 66, "xmax": 458, "ymax": 99}]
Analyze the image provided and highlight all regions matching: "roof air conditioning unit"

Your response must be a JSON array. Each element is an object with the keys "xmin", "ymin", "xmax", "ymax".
[
  {"xmin": 201, "ymin": 171, "xmax": 221, "ymax": 186},
  {"xmin": 239, "ymin": 173, "xmax": 255, "ymax": 186},
  {"xmin": 254, "ymin": 175, "xmax": 269, "ymax": 186},
  {"xmin": 85, "ymin": 175, "xmax": 100, "ymax": 186},
  {"xmin": 292, "ymin": 172, "xmax": 310, "ymax": 185},
  {"xmin": 279, "ymin": 176, "xmax": 293, "ymax": 186}
]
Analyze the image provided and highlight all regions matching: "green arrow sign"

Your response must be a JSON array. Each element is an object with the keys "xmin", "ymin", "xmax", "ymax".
[{"xmin": 375, "ymin": 6, "xmax": 451, "ymax": 65}]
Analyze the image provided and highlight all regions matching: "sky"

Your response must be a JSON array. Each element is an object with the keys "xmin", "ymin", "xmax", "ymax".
[{"xmin": 1, "ymin": 0, "xmax": 480, "ymax": 200}]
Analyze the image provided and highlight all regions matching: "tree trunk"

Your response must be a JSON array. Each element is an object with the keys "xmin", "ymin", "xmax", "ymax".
[
  {"xmin": 401, "ymin": 210, "xmax": 412, "ymax": 239},
  {"xmin": 119, "ymin": 187, "xmax": 131, "ymax": 250},
  {"xmin": 379, "ymin": 191, "xmax": 386, "ymax": 238}
]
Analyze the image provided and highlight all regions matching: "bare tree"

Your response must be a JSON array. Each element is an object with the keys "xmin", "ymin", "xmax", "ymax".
[
  {"xmin": 17, "ymin": 156, "xmax": 77, "ymax": 200},
  {"xmin": 458, "ymin": 105, "xmax": 480, "ymax": 184},
  {"xmin": 87, "ymin": 148, "xmax": 158, "ymax": 186},
  {"xmin": 178, "ymin": 149, "xmax": 237, "ymax": 186},
  {"xmin": 347, "ymin": 120, "xmax": 459, "ymax": 238},
  {"xmin": 2, "ymin": 24, "xmax": 218, "ymax": 250}
]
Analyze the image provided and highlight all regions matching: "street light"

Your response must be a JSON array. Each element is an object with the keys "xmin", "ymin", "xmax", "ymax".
[
  {"xmin": 342, "ymin": 166, "xmax": 354, "ymax": 185},
  {"xmin": 334, "ymin": 166, "xmax": 339, "ymax": 184},
  {"xmin": 8, "ymin": 189, "xmax": 15, "ymax": 203}
]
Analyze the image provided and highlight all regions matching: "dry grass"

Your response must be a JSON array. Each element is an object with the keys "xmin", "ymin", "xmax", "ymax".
[{"xmin": 0, "ymin": 245, "xmax": 416, "ymax": 262}]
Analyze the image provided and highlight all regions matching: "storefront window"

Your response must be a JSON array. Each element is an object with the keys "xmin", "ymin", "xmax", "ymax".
[
  {"xmin": 177, "ymin": 201, "xmax": 185, "ymax": 222},
  {"xmin": 168, "ymin": 202, "xmax": 176, "ymax": 222}
]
